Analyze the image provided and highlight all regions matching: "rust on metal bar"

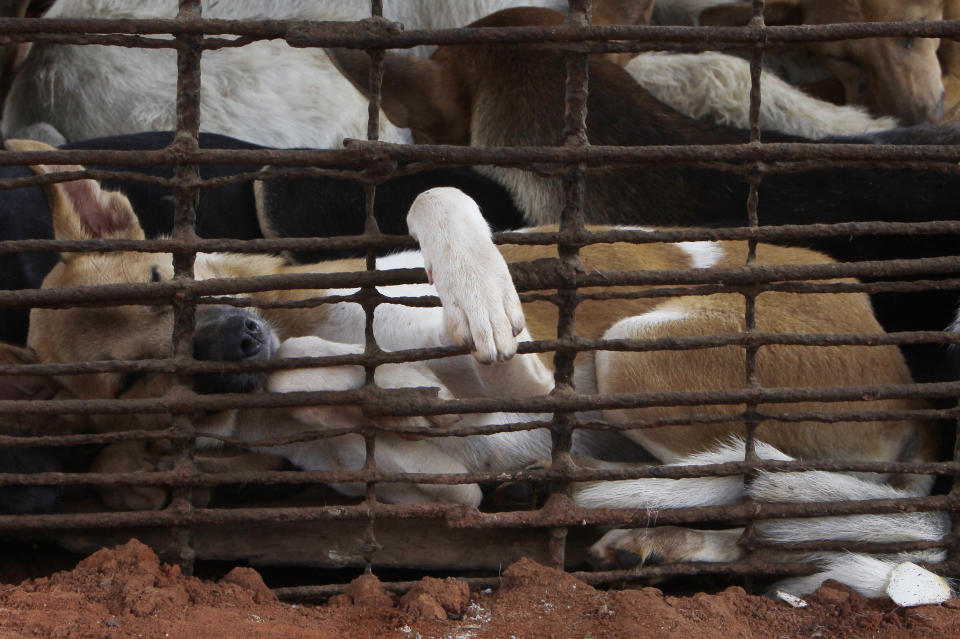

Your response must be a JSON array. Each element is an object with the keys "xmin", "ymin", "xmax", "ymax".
[{"xmin": 0, "ymin": 4, "xmax": 957, "ymax": 592}]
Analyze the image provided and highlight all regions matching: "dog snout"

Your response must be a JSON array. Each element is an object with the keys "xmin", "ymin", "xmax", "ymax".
[
  {"xmin": 193, "ymin": 305, "xmax": 279, "ymax": 395},
  {"xmin": 194, "ymin": 305, "xmax": 277, "ymax": 363},
  {"xmin": 231, "ymin": 315, "xmax": 268, "ymax": 360}
]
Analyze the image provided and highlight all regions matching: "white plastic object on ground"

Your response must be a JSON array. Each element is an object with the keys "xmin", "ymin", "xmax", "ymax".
[
  {"xmin": 885, "ymin": 562, "xmax": 952, "ymax": 607},
  {"xmin": 775, "ymin": 590, "xmax": 809, "ymax": 608}
]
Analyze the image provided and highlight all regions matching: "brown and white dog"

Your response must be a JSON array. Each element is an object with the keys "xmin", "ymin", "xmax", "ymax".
[{"xmin": 15, "ymin": 141, "xmax": 948, "ymax": 598}]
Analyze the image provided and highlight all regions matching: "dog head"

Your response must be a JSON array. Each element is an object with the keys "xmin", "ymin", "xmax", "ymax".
[{"xmin": 7, "ymin": 139, "xmax": 278, "ymax": 432}]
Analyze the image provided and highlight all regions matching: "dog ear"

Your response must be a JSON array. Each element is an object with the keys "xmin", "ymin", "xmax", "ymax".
[
  {"xmin": 326, "ymin": 48, "xmax": 470, "ymax": 144},
  {"xmin": 699, "ymin": 0, "xmax": 803, "ymax": 26},
  {"xmin": 0, "ymin": 342, "xmax": 60, "ymax": 402},
  {"xmin": 5, "ymin": 138, "xmax": 145, "ymax": 242}
]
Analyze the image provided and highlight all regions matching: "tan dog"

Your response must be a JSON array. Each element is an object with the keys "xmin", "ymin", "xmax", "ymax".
[
  {"xmin": 698, "ymin": 0, "xmax": 946, "ymax": 125},
  {"xmin": 16, "ymin": 141, "xmax": 947, "ymax": 597}
]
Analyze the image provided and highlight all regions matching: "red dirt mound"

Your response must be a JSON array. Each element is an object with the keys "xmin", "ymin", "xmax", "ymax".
[{"xmin": 0, "ymin": 540, "xmax": 957, "ymax": 639}]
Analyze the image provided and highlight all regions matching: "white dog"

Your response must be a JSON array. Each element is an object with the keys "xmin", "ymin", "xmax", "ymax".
[{"xmin": 20, "ymin": 150, "xmax": 949, "ymax": 598}]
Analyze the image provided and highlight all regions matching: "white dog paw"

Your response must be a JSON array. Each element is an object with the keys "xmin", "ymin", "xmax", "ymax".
[{"xmin": 407, "ymin": 187, "xmax": 525, "ymax": 364}]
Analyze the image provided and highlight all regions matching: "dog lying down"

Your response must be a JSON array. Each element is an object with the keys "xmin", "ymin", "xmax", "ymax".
[{"xmin": 22, "ymin": 149, "xmax": 948, "ymax": 598}]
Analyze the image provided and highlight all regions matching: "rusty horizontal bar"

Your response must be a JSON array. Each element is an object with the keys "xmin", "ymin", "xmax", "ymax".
[
  {"xmin": 2, "ymin": 272, "xmax": 958, "ymax": 317},
  {"xmin": 1, "ymin": 330, "xmax": 957, "ymax": 383},
  {"xmin": 6, "ymin": 142, "xmax": 960, "ymax": 172},
  {"xmin": 0, "ymin": 492, "xmax": 954, "ymax": 532},
  {"xmin": 0, "ymin": 457, "xmax": 957, "ymax": 490},
  {"xmin": 0, "ymin": 377, "xmax": 958, "ymax": 418},
  {"xmin": 273, "ymin": 560, "xmax": 826, "ymax": 601},
  {"xmin": 1, "ymin": 255, "xmax": 958, "ymax": 310},
  {"xmin": 344, "ymin": 139, "xmax": 960, "ymax": 165},
  {"xmin": 447, "ymin": 494, "xmax": 960, "ymax": 529},
  {"xmin": 4, "ymin": 220, "xmax": 960, "ymax": 257},
  {"xmin": 1, "ymin": 399, "xmax": 957, "ymax": 452},
  {"xmin": 0, "ymin": 16, "xmax": 956, "ymax": 48},
  {"xmin": 174, "ymin": 275, "xmax": 960, "ymax": 311},
  {"xmin": 0, "ymin": 502, "xmax": 448, "ymax": 531},
  {"xmin": 745, "ymin": 538, "xmax": 948, "ymax": 554},
  {"xmin": 2, "ymin": 156, "xmax": 958, "ymax": 198}
]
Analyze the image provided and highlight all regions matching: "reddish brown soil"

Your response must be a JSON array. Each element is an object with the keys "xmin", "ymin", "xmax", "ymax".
[{"xmin": 0, "ymin": 540, "xmax": 958, "ymax": 639}]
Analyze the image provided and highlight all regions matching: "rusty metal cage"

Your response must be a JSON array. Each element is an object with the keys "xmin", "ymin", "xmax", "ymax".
[{"xmin": 0, "ymin": 0, "xmax": 958, "ymax": 600}]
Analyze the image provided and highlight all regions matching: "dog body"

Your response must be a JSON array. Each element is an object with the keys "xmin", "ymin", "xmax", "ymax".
[
  {"xmin": 328, "ymin": 7, "xmax": 960, "ymax": 385},
  {"xmin": 23, "ymin": 157, "xmax": 948, "ymax": 596}
]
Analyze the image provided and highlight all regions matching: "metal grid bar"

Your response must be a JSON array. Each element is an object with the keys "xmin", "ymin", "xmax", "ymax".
[
  {"xmin": 0, "ymin": 2, "xmax": 956, "ymax": 596},
  {"xmin": 164, "ymin": 0, "xmax": 205, "ymax": 571},
  {"xmin": 357, "ymin": 0, "xmax": 387, "ymax": 576},
  {"xmin": 3, "ymin": 17, "xmax": 960, "ymax": 47}
]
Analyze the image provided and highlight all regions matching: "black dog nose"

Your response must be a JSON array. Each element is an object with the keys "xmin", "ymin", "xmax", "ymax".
[
  {"xmin": 193, "ymin": 305, "xmax": 277, "ymax": 363},
  {"xmin": 237, "ymin": 317, "xmax": 265, "ymax": 359},
  {"xmin": 218, "ymin": 314, "xmax": 266, "ymax": 361},
  {"xmin": 192, "ymin": 306, "xmax": 278, "ymax": 395}
]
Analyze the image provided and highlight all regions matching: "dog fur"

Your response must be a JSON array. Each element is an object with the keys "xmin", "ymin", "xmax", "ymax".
[
  {"xmin": 0, "ymin": 131, "xmax": 524, "ymax": 347},
  {"xmin": 18, "ymin": 146, "xmax": 948, "ymax": 597},
  {"xmin": 326, "ymin": 7, "xmax": 960, "ymax": 387},
  {"xmin": 2, "ymin": 0, "xmax": 651, "ymax": 147}
]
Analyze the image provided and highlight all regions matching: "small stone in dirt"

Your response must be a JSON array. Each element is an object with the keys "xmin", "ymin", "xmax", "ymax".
[
  {"xmin": 343, "ymin": 574, "xmax": 393, "ymax": 607},
  {"xmin": 499, "ymin": 557, "xmax": 589, "ymax": 593},
  {"xmin": 401, "ymin": 593, "xmax": 446, "ymax": 620},
  {"xmin": 400, "ymin": 577, "xmax": 470, "ymax": 616},
  {"xmin": 327, "ymin": 594, "xmax": 352, "ymax": 608},
  {"xmin": 129, "ymin": 586, "xmax": 189, "ymax": 617},
  {"xmin": 812, "ymin": 580, "xmax": 853, "ymax": 606},
  {"xmin": 218, "ymin": 567, "xmax": 277, "ymax": 604},
  {"xmin": 104, "ymin": 619, "xmax": 122, "ymax": 627}
]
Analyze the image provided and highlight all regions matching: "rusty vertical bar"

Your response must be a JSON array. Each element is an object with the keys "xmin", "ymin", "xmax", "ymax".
[
  {"xmin": 947, "ymin": 412, "xmax": 960, "ymax": 576},
  {"xmin": 738, "ymin": 0, "xmax": 767, "ymax": 587},
  {"xmin": 167, "ymin": 0, "xmax": 203, "ymax": 573},
  {"xmin": 360, "ymin": 0, "xmax": 386, "ymax": 574},
  {"xmin": 547, "ymin": 0, "xmax": 590, "ymax": 570}
]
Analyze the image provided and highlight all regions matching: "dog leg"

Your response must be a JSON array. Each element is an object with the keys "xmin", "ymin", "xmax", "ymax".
[
  {"xmin": 363, "ymin": 435, "xmax": 483, "ymax": 505},
  {"xmin": 590, "ymin": 526, "xmax": 745, "ymax": 568},
  {"xmin": 406, "ymin": 187, "xmax": 525, "ymax": 364},
  {"xmin": 90, "ymin": 440, "xmax": 172, "ymax": 511},
  {"xmin": 267, "ymin": 335, "xmax": 485, "ymax": 505},
  {"xmin": 749, "ymin": 466, "xmax": 950, "ymax": 597},
  {"xmin": 398, "ymin": 187, "xmax": 554, "ymax": 398},
  {"xmin": 770, "ymin": 551, "xmax": 948, "ymax": 599},
  {"xmin": 349, "ymin": 188, "xmax": 551, "ymax": 399},
  {"xmin": 582, "ymin": 439, "xmax": 949, "ymax": 596},
  {"xmin": 750, "ymin": 469, "xmax": 949, "ymax": 546},
  {"xmin": 571, "ymin": 438, "xmax": 760, "ymax": 509},
  {"xmin": 578, "ymin": 440, "xmax": 751, "ymax": 568}
]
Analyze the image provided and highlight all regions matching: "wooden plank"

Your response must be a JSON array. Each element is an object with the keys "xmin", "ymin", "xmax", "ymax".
[{"xmin": 39, "ymin": 489, "xmax": 595, "ymax": 570}]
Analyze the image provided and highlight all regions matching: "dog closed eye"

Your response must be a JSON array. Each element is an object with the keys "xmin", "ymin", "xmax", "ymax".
[{"xmin": 114, "ymin": 371, "xmax": 146, "ymax": 397}]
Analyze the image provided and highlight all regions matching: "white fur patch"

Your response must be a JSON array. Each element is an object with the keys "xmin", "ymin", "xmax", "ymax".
[
  {"xmin": 676, "ymin": 240, "xmax": 723, "ymax": 269},
  {"xmin": 8, "ymin": 0, "xmax": 572, "ymax": 146},
  {"xmin": 626, "ymin": 51, "xmax": 897, "ymax": 139},
  {"xmin": 604, "ymin": 309, "xmax": 690, "ymax": 339}
]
